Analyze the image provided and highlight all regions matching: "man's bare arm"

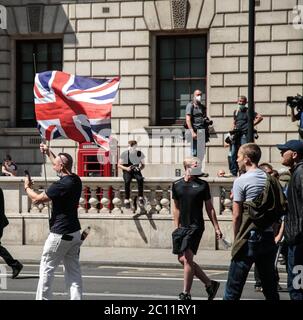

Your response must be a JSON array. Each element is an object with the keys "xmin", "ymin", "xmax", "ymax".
[
  {"xmin": 26, "ymin": 189, "xmax": 51, "ymax": 205},
  {"xmin": 173, "ymin": 199, "xmax": 180, "ymax": 229},
  {"xmin": 40, "ymin": 143, "xmax": 56, "ymax": 166},
  {"xmin": 254, "ymin": 113, "xmax": 263, "ymax": 126},
  {"xmin": 205, "ymin": 199, "xmax": 222, "ymax": 239}
]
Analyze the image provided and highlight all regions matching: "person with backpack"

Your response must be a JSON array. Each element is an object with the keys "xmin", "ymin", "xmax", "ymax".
[
  {"xmin": 230, "ymin": 96, "xmax": 263, "ymax": 177},
  {"xmin": 184, "ymin": 89, "xmax": 212, "ymax": 177},
  {"xmin": 277, "ymin": 140, "xmax": 303, "ymax": 300},
  {"xmin": 224, "ymin": 143, "xmax": 286, "ymax": 300}
]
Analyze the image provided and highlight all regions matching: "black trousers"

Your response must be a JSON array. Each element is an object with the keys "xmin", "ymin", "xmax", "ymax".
[
  {"xmin": 0, "ymin": 228, "xmax": 19, "ymax": 268},
  {"xmin": 123, "ymin": 171, "xmax": 144, "ymax": 199}
]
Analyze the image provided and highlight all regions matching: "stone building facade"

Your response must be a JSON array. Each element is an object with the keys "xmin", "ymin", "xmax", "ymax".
[{"xmin": 0, "ymin": 0, "xmax": 302, "ymax": 177}]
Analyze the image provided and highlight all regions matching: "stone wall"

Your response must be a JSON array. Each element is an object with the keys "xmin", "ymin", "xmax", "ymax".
[
  {"xmin": 0, "ymin": 0, "xmax": 302, "ymax": 177},
  {"xmin": 3, "ymin": 213, "xmax": 231, "ymax": 250}
]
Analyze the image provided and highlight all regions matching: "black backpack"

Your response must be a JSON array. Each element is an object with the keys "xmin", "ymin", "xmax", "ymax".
[{"xmin": 244, "ymin": 174, "xmax": 288, "ymax": 230}]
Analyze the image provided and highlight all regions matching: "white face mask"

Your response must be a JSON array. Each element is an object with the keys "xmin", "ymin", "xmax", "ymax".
[
  {"xmin": 195, "ymin": 95, "xmax": 202, "ymax": 103},
  {"xmin": 129, "ymin": 145, "xmax": 137, "ymax": 152}
]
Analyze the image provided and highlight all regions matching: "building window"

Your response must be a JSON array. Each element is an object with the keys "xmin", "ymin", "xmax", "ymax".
[
  {"xmin": 156, "ymin": 35, "xmax": 207, "ymax": 125},
  {"xmin": 16, "ymin": 39, "xmax": 62, "ymax": 127}
]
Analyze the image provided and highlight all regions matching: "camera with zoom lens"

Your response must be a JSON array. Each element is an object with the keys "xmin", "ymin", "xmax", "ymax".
[
  {"xmin": 202, "ymin": 117, "xmax": 213, "ymax": 128},
  {"xmin": 287, "ymin": 94, "xmax": 303, "ymax": 112},
  {"xmin": 228, "ymin": 128, "xmax": 258, "ymax": 141},
  {"xmin": 130, "ymin": 165, "xmax": 141, "ymax": 173}
]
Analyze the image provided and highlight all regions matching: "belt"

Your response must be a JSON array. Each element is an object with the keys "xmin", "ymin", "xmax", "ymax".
[{"xmin": 62, "ymin": 234, "xmax": 73, "ymax": 241}]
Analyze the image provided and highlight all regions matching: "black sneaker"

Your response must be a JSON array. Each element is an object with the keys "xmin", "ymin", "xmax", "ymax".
[
  {"xmin": 178, "ymin": 292, "xmax": 191, "ymax": 300},
  {"xmin": 206, "ymin": 280, "xmax": 220, "ymax": 300},
  {"xmin": 12, "ymin": 261, "xmax": 23, "ymax": 279}
]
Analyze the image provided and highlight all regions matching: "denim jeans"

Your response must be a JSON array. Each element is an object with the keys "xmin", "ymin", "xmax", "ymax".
[
  {"xmin": 287, "ymin": 243, "xmax": 303, "ymax": 300},
  {"xmin": 230, "ymin": 133, "xmax": 248, "ymax": 176},
  {"xmin": 191, "ymin": 130, "xmax": 206, "ymax": 162},
  {"xmin": 224, "ymin": 231, "xmax": 279, "ymax": 300},
  {"xmin": 36, "ymin": 231, "xmax": 83, "ymax": 300}
]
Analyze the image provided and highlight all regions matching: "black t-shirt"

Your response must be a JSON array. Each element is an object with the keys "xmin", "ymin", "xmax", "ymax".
[
  {"xmin": 234, "ymin": 108, "xmax": 257, "ymax": 132},
  {"xmin": 120, "ymin": 150, "xmax": 145, "ymax": 167},
  {"xmin": 46, "ymin": 174, "xmax": 82, "ymax": 234},
  {"xmin": 172, "ymin": 177, "xmax": 211, "ymax": 228}
]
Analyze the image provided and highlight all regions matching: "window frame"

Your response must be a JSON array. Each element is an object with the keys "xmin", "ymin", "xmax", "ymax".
[
  {"xmin": 15, "ymin": 39, "xmax": 63, "ymax": 128},
  {"xmin": 156, "ymin": 34, "xmax": 207, "ymax": 126}
]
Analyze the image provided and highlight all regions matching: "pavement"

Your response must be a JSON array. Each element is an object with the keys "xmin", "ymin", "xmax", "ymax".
[
  {"xmin": 4, "ymin": 245, "xmax": 287, "ymax": 272},
  {"xmin": 5, "ymin": 245, "xmax": 231, "ymax": 269}
]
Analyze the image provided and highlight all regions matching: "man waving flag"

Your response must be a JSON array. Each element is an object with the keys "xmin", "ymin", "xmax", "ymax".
[{"xmin": 34, "ymin": 71, "xmax": 120, "ymax": 150}]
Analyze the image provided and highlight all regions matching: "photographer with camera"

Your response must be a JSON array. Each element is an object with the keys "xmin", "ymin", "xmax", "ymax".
[
  {"xmin": 230, "ymin": 96, "xmax": 263, "ymax": 177},
  {"xmin": 118, "ymin": 140, "xmax": 145, "ymax": 209},
  {"xmin": 289, "ymin": 94, "xmax": 303, "ymax": 140},
  {"xmin": 185, "ymin": 89, "xmax": 212, "ymax": 177}
]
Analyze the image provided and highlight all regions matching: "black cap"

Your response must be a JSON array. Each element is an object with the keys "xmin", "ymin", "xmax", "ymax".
[{"xmin": 276, "ymin": 140, "xmax": 303, "ymax": 154}]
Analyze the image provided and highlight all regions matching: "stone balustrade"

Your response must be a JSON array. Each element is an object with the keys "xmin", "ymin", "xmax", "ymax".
[
  {"xmin": 0, "ymin": 176, "xmax": 234, "ymax": 249},
  {"xmin": 0, "ymin": 176, "xmax": 234, "ymax": 215}
]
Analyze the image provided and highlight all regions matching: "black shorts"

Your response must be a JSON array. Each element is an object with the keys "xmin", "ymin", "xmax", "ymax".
[{"xmin": 172, "ymin": 226, "xmax": 204, "ymax": 255}]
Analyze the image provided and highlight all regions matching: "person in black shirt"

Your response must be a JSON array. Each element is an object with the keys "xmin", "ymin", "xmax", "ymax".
[
  {"xmin": 277, "ymin": 140, "xmax": 303, "ymax": 300},
  {"xmin": 230, "ymin": 96, "xmax": 263, "ymax": 176},
  {"xmin": 172, "ymin": 157, "xmax": 222, "ymax": 300},
  {"xmin": 24, "ymin": 143, "xmax": 83, "ymax": 300},
  {"xmin": 118, "ymin": 140, "xmax": 145, "ymax": 209}
]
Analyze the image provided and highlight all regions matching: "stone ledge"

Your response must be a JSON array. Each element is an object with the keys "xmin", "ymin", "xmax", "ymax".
[{"xmin": 0, "ymin": 128, "xmax": 39, "ymax": 135}]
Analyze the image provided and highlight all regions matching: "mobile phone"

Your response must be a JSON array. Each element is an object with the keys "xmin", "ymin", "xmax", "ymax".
[{"xmin": 24, "ymin": 170, "xmax": 32, "ymax": 182}]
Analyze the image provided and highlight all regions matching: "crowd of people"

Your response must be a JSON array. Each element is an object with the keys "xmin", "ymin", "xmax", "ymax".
[{"xmin": 0, "ymin": 90, "xmax": 303, "ymax": 301}]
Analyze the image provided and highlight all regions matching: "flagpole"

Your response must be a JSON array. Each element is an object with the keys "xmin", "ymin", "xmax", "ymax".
[{"xmin": 33, "ymin": 53, "xmax": 51, "ymax": 225}]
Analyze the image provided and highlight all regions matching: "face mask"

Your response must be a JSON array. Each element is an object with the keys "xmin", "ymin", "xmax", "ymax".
[
  {"xmin": 129, "ymin": 146, "xmax": 137, "ymax": 152},
  {"xmin": 239, "ymin": 104, "xmax": 246, "ymax": 111},
  {"xmin": 189, "ymin": 163, "xmax": 202, "ymax": 176},
  {"xmin": 195, "ymin": 95, "xmax": 202, "ymax": 103}
]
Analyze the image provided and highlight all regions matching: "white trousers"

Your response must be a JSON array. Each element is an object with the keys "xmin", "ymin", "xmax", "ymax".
[{"xmin": 36, "ymin": 231, "xmax": 83, "ymax": 300}]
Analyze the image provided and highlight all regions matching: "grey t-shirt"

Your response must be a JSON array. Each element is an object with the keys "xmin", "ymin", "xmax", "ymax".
[
  {"xmin": 186, "ymin": 102, "xmax": 207, "ymax": 130},
  {"xmin": 233, "ymin": 168, "xmax": 267, "ymax": 202}
]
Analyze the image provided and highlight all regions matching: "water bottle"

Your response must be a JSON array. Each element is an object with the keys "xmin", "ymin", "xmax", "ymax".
[
  {"xmin": 247, "ymin": 229, "xmax": 258, "ymax": 257},
  {"xmin": 220, "ymin": 236, "xmax": 232, "ymax": 249},
  {"xmin": 81, "ymin": 226, "xmax": 91, "ymax": 241}
]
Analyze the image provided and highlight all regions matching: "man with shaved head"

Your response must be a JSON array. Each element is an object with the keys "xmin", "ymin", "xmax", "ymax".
[{"xmin": 24, "ymin": 143, "xmax": 83, "ymax": 300}]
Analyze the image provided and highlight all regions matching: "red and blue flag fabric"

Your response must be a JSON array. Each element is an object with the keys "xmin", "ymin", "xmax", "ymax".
[{"xmin": 34, "ymin": 70, "xmax": 120, "ymax": 150}]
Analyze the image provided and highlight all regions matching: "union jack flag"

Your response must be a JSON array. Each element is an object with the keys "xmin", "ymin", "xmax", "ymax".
[{"xmin": 34, "ymin": 71, "xmax": 120, "ymax": 150}]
